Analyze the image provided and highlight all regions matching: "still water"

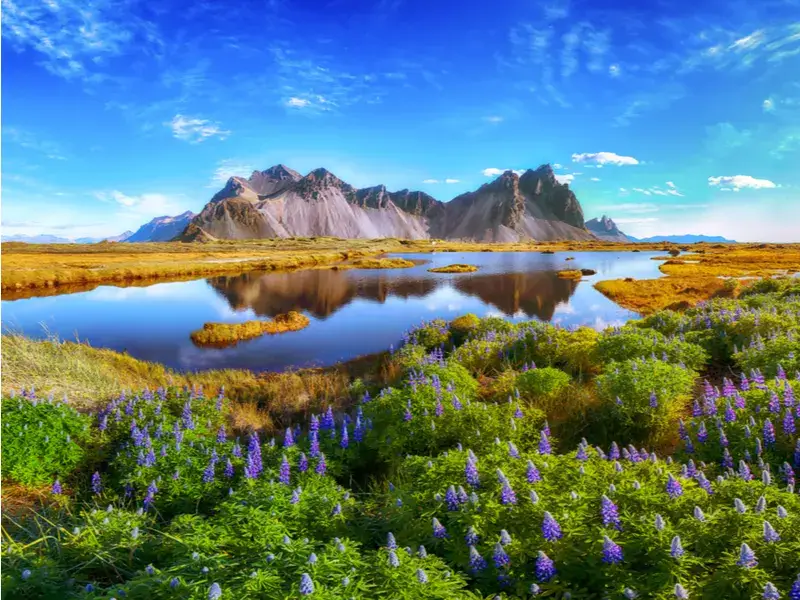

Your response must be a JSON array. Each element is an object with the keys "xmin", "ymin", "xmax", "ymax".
[{"xmin": 1, "ymin": 251, "xmax": 666, "ymax": 372}]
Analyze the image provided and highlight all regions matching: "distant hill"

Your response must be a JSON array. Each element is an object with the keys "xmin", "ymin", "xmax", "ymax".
[
  {"xmin": 585, "ymin": 215, "xmax": 632, "ymax": 242},
  {"xmin": 631, "ymin": 234, "xmax": 737, "ymax": 243},
  {"xmin": 2, "ymin": 231, "xmax": 134, "ymax": 244},
  {"xmin": 175, "ymin": 164, "xmax": 594, "ymax": 242},
  {"xmin": 126, "ymin": 211, "xmax": 195, "ymax": 242}
]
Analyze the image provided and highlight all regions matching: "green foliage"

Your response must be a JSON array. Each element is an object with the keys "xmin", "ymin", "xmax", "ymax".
[
  {"xmin": 594, "ymin": 358, "xmax": 696, "ymax": 445},
  {"xmin": 595, "ymin": 328, "xmax": 709, "ymax": 372},
  {"xmin": 514, "ymin": 367, "xmax": 571, "ymax": 410},
  {"xmin": 734, "ymin": 335, "xmax": 800, "ymax": 378},
  {"xmin": 448, "ymin": 313, "xmax": 481, "ymax": 344},
  {"xmin": 1, "ymin": 396, "xmax": 91, "ymax": 486},
  {"xmin": 408, "ymin": 320, "xmax": 451, "ymax": 350}
]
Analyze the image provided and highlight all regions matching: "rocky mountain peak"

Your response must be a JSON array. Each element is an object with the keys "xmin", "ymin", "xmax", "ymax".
[{"xmin": 257, "ymin": 164, "xmax": 302, "ymax": 181}]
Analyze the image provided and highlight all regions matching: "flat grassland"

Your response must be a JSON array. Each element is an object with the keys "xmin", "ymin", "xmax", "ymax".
[{"xmin": 3, "ymin": 237, "xmax": 799, "ymax": 312}]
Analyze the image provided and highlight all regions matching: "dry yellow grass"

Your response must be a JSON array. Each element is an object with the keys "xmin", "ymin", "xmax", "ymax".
[
  {"xmin": 189, "ymin": 311, "xmax": 311, "ymax": 348},
  {"xmin": 338, "ymin": 257, "xmax": 416, "ymax": 269},
  {"xmin": 556, "ymin": 269, "xmax": 583, "ymax": 279},
  {"xmin": 594, "ymin": 277, "xmax": 732, "ymax": 314},
  {"xmin": 428, "ymin": 264, "xmax": 478, "ymax": 273}
]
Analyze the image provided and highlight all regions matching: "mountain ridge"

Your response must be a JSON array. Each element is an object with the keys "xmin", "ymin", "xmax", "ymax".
[{"xmin": 178, "ymin": 164, "xmax": 594, "ymax": 242}]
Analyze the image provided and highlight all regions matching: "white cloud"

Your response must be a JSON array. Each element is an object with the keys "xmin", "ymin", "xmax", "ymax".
[
  {"xmin": 600, "ymin": 203, "xmax": 659, "ymax": 214},
  {"xmin": 590, "ymin": 177, "xmax": 601, "ymax": 182},
  {"xmin": 608, "ymin": 63, "xmax": 620, "ymax": 77},
  {"xmin": 168, "ymin": 114, "xmax": 229, "ymax": 143},
  {"xmin": 286, "ymin": 97, "xmax": 311, "ymax": 108},
  {"xmin": 763, "ymin": 98, "xmax": 775, "ymax": 112},
  {"xmin": 553, "ymin": 163, "xmax": 563, "ymax": 169},
  {"xmin": 209, "ymin": 160, "xmax": 255, "ymax": 187},
  {"xmin": 422, "ymin": 178, "xmax": 440, "ymax": 184},
  {"xmin": 482, "ymin": 168, "xmax": 525, "ymax": 177},
  {"xmin": 731, "ymin": 30, "xmax": 765, "ymax": 51},
  {"xmin": 94, "ymin": 190, "xmax": 188, "ymax": 218},
  {"xmin": 555, "ymin": 173, "xmax": 575, "ymax": 184},
  {"xmin": 423, "ymin": 178, "xmax": 461, "ymax": 184},
  {"xmin": 3, "ymin": 126, "xmax": 66, "ymax": 160},
  {"xmin": 614, "ymin": 217, "xmax": 659, "ymax": 224},
  {"xmin": 666, "ymin": 181, "xmax": 676, "ymax": 188},
  {"xmin": 484, "ymin": 116, "xmax": 504, "ymax": 123},
  {"xmin": 571, "ymin": 152, "xmax": 639, "ymax": 166},
  {"xmin": 445, "ymin": 178, "xmax": 460, "ymax": 184},
  {"xmin": 708, "ymin": 175, "xmax": 778, "ymax": 191}
]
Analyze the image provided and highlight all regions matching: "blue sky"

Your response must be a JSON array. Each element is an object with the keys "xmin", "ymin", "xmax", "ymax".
[{"xmin": 2, "ymin": 0, "xmax": 799, "ymax": 242}]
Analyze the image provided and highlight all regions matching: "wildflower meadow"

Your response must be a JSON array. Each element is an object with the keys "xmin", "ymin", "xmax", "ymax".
[{"xmin": 3, "ymin": 277, "xmax": 800, "ymax": 599}]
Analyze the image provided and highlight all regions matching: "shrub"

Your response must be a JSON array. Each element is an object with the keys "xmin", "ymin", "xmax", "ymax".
[
  {"xmin": 1, "ymin": 396, "xmax": 91, "ymax": 486},
  {"xmin": 595, "ymin": 328, "xmax": 709, "ymax": 372},
  {"xmin": 407, "ymin": 320, "xmax": 451, "ymax": 350},
  {"xmin": 515, "ymin": 367, "xmax": 571, "ymax": 409},
  {"xmin": 449, "ymin": 313, "xmax": 480, "ymax": 343}
]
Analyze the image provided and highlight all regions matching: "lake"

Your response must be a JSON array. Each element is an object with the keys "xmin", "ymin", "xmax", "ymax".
[{"xmin": 1, "ymin": 251, "xmax": 667, "ymax": 372}]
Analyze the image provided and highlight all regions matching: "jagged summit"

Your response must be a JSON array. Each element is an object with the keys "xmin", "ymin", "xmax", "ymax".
[
  {"xmin": 586, "ymin": 215, "xmax": 631, "ymax": 242},
  {"xmin": 177, "ymin": 164, "xmax": 595, "ymax": 242}
]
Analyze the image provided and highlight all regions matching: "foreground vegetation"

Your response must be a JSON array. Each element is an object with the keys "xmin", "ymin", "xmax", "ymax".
[
  {"xmin": 190, "ymin": 312, "xmax": 311, "ymax": 348},
  {"xmin": 4, "ymin": 276, "xmax": 800, "ymax": 598}
]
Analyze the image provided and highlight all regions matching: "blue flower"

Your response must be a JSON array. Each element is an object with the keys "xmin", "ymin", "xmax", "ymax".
[
  {"xmin": 465, "ymin": 457, "xmax": 480, "ymax": 488},
  {"xmin": 445, "ymin": 485, "xmax": 459, "ymax": 511},
  {"xmin": 416, "ymin": 569, "xmax": 428, "ymax": 584},
  {"xmin": 674, "ymin": 584, "xmax": 690, "ymax": 599},
  {"xmin": 91, "ymin": 472, "xmax": 102, "ymax": 495},
  {"xmin": 602, "ymin": 535, "xmax": 623, "ymax": 564},
  {"xmin": 763, "ymin": 521, "xmax": 780, "ymax": 543},
  {"xmin": 500, "ymin": 482, "xmax": 517, "ymax": 505},
  {"xmin": 315, "ymin": 453, "xmax": 327, "ymax": 475},
  {"xmin": 764, "ymin": 583, "xmax": 780, "ymax": 600},
  {"xmin": 790, "ymin": 576, "xmax": 800, "ymax": 600},
  {"xmin": 670, "ymin": 536, "xmax": 684, "ymax": 559},
  {"xmin": 432, "ymin": 517, "xmax": 447, "ymax": 538},
  {"xmin": 51, "ymin": 479, "xmax": 62, "ymax": 495},
  {"xmin": 538, "ymin": 431, "xmax": 552, "ymax": 455},
  {"xmin": 542, "ymin": 511, "xmax": 562, "ymax": 542},
  {"xmin": 535, "ymin": 551, "xmax": 556, "ymax": 582},
  {"xmin": 600, "ymin": 495, "xmax": 621, "ymax": 529},
  {"xmin": 666, "ymin": 474, "xmax": 683, "ymax": 499},
  {"xmin": 299, "ymin": 573, "xmax": 315, "ymax": 595},
  {"xmin": 468, "ymin": 546, "xmax": 487, "ymax": 572},
  {"xmin": 737, "ymin": 543, "xmax": 758, "ymax": 568},
  {"xmin": 388, "ymin": 550, "xmax": 400, "ymax": 567},
  {"xmin": 21, "ymin": 569, "xmax": 32, "ymax": 580},
  {"xmin": 499, "ymin": 529, "xmax": 512, "ymax": 545},
  {"xmin": 169, "ymin": 578, "xmax": 180, "ymax": 589},
  {"xmin": 279, "ymin": 455, "xmax": 291, "ymax": 485},
  {"xmin": 465, "ymin": 526, "xmax": 479, "ymax": 546},
  {"xmin": 387, "ymin": 532, "xmax": 398, "ymax": 549},
  {"xmin": 492, "ymin": 543, "xmax": 510, "ymax": 568},
  {"xmin": 208, "ymin": 583, "xmax": 222, "ymax": 600}
]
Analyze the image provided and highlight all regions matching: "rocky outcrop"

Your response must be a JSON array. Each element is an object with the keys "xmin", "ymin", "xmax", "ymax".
[
  {"xmin": 178, "ymin": 163, "xmax": 594, "ymax": 242},
  {"xmin": 586, "ymin": 215, "xmax": 631, "ymax": 242},
  {"xmin": 126, "ymin": 212, "xmax": 194, "ymax": 243}
]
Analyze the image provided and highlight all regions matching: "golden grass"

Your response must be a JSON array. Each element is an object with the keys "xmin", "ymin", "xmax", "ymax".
[
  {"xmin": 190, "ymin": 311, "xmax": 310, "ymax": 348},
  {"xmin": 594, "ymin": 277, "xmax": 731, "ymax": 314},
  {"xmin": 427, "ymin": 264, "xmax": 478, "ymax": 273},
  {"xmin": 0, "ymin": 333, "xmax": 390, "ymax": 434},
  {"xmin": 337, "ymin": 257, "xmax": 416, "ymax": 269},
  {"xmin": 2, "ymin": 237, "xmax": 741, "ymax": 298},
  {"xmin": 557, "ymin": 269, "xmax": 583, "ymax": 279}
]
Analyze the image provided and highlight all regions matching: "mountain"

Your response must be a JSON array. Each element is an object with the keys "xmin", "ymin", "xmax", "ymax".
[
  {"xmin": 178, "ymin": 164, "xmax": 594, "ymax": 242},
  {"xmin": 126, "ymin": 211, "xmax": 195, "ymax": 242},
  {"xmin": 103, "ymin": 231, "xmax": 134, "ymax": 243},
  {"xmin": 632, "ymin": 234, "xmax": 737, "ymax": 243},
  {"xmin": 586, "ymin": 215, "xmax": 631, "ymax": 242}
]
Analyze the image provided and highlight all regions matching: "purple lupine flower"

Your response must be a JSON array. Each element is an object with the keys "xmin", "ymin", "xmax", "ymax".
[
  {"xmin": 784, "ymin": 409, "xmax": 796, "ymax": 435},
  {"xmin": 538, "ymin": 431, "xmax": 552, "ymax": 455},
  {"xmin": 740, "ymin": 372, "xmax": 750, "ymax": 391},
  {"xmin": 666, "ymin": 474, "xmax": 683, "ymax": 499},
  {"xmin": 432, "ymin": 517, "xmax": 447, "ymax": 538},
  {"xmin": 445, "ymin": 486, "xmax": 459, "ymax": 511},
  {"xmin": 284, "ymin": 427, "xmax": 295, "ymax": 447},
  {"xmin": 790, "ymin": 576, "xmax": 800, "ymax": 600},
  {"xmin": 695, "ymin": 472, "xmax": 713, "ymax": 495},
  {"xmin": 465, "ymin": 526, "xmax": 479, "ymax": 546},
  {"xmin": 763, "ymin": 521, "xmax": 780, "ymax": 543},
  {"xmin": 247, "ymin": 432, "xmax": 262, "ymax": 477},
  {"xmin": 232, "ymin": 441, "xmax": 241, "ymax": 458},
  {"xmin": 91, "ymin": 472, "xmax": 102, "ymax": 495},
  {"xmin": 697, "ymin": 422, "xmax": 708, "ymax": 443},
  {"xmin": 452, "ymin": 394, "xmax": 463, "ymax": 411},
  {"xmin": 298, "ymin": 453, "xmax": 308, "ymax": 473},
  {"xmin": 340, "ymin": 421, "xmax": 349, "ymax": 449},
  {"xmin": 670, "ymin": 536, "xmax": 684, "ymax": 559},
  {"xmin": 403, "ymin": 400, "xmax": 413, "ymax": 422},
  {"xmin": 602, "ymin": 535, "xmax": 623, "ymax": 564},
  {"xmin": 493, "ymin": 542, "xmax": 510, "ymax": 568},
  {"xmin": 435, "ymin": 399, "xmax": 444, "ymax": 417},
  {"xmin": 321, "ymin": 406, "xmax": 334, "ymax": 429},
  {"xmin": 692, "ymin": 400, "xmax": 702, "ymax": 417},
  {"xmin": 315, "ymin": 453, "xmax": 327, "ymax": 475},
  {"xmin": 465, "ymin": 457, "xmax": 479, "ymax": 488},
  {"xmin": 600, "ymin": 495, "xmax": 621, "ymax": 529},
  {"xmin": 576, "ymin": 444, "xmax": 588, "ymax": 461},
  {"xmin": 202, "ymin": 456, "xmax": 217, "ymax": 484},
  {"xmin": 737, "ymin": 543, "xmax": 757, "ymax": 568},
  {"xmin": 542, "ymin": 511, "xmax": 562, "ymax": 541},
  {"xmin": 416, "ymin": 568, "xmax": 429, "ymax": 584},
  {"xmin": 309, "ymin": 430, "xmax": 320, "ymax": 458},
  {"xmin": 216, "ymin": 425, "xmax": 226, "ymax": 443},
  {"xmin": 764, "ymin": 583, "xmax": 781, "ymax": 600},
  {"xmin": 764, "ymin": 419, "xmax": 776, "ymax": 447},
  {"xmin": 769, "ymin": 392, "xmax": 781, "ymax": 414},
  {"xmin": 331, "ymin": 502, "xmax": 342, "ymax": 516},
  {"xmin": 508, "ymin": 441, "xmax": 520, "ymax": 459},
  {"xmin": 724, "ymin": 402, "xmax": 737, "ymax": 422},
  {"xmin": 500, "ymin": 482, "xmax": 517, "ymax": 505},
  {"xmin": 739, "ymin": 460, "xmax": 753, "ymax": 481},
  {"xmin": 785, "ymin": 383, "xmax": 795, "ymax": 407},
  {"xmin": 223, "ymin": 458, "xmax": 234, "ymax": 478},
  {"xmin": 514, "ymin": 404, "xmax": 523, "ymax": 418},
  {"xmin": 388, "ymin": 550, "xmax": 400, "ymax": 567},
  {"xmin": 52, "ymin": 479, "xmax": 62, "ymax": 495},
  {"xmin": 279, "ymin": 455, "xmax": 291, "ymax": 485},
  {"xmin": 650, "ymin": 391, "xmax": 658, "ymax": 408},
  {"xmin": 468, "ymin": 546, "xmax": 487, "ymax": 572},
  {"xmin": 457, "ymin": 485, "xmax": 469, "ymax": 504},
  {"xmin": 675, "ymin": 584, "xmax": 690, "ymax": 599},
  {"xmin": 353, "ymin": 416, "xmax": 365, "ymax": 442},
  {"xmin": 208, "ymin": 583, "xmax": 222, "ymax": 600},
  {"xmin": 535, "ymin": 551, "xmax": 556, "ymax": 582},
  {"xmin": 299, "ymin": 573, "xmax": 314, "ymax": 595},
  {"xmin": 609, "ymin": 442, "xmax": 620, "ymax": 460},
  {"xmin": 181, "ymin": 401, "xmax": 194, "ymax": 430},
  {"xmin": 526, "ymin": 460, "xmax": 541, "ymax": 483}
]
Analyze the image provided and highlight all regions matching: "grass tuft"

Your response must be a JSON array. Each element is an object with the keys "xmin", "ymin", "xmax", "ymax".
[
  {"xmin": 427, "ymin": 263, "xmax": 478, "ymax": 273},
  {"xmin": 189, "ymin": 311, "xmax": 310, "ymax": 348}
]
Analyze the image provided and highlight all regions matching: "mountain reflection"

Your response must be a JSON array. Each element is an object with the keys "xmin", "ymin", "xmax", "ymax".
[{"xmin": 207, "ymin": 268, "xmax": 579, "ymax": 322}]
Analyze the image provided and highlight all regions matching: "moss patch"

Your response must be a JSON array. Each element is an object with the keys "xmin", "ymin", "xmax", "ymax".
[
  {"xmin": 556, "ymin": 269, "xmax": 583, "ymax": 279},
  {"xmin": 428, "ymin": 263, "xmax": 478, "ymax": 273},
  {"xmin": 190, "ymin": 311, "xmax": 311, "ymax": 348}
]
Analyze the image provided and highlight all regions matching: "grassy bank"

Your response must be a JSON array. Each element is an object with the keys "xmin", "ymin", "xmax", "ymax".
[
  {"xmin": 428, "ymin": 263, "xmax": 479, "ymax": 273},
  {"xmin": 190, "ymin": 311, "xmax": 311, "ymax": 348}
]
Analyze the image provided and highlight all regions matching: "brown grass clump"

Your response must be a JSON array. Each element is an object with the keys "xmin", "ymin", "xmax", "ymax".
[
  {"xmin": 428, "ymin": 264, "xmax": 478, "ymax": 273},
  {"xmin": 341, "ymin": 257, "xmax": 415, "ymax": 269},
  {"xmin": 557, "ymin": 269, "xmax": 583, "ymax": 279},
  {"xmin": 594, "ymin": 277, "xmax": 729, "ymax": 314},
  {"xmin": 190, "ymin": 311, "xmax": 310, "ymax": 348}
]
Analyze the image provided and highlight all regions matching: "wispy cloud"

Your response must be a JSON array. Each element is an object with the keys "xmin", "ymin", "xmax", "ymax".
[
  {"xmin": 631, "ymin": 183, "xmax": 684, "ymax": 197},
  {"xmin": 708, "ymin": 175, "xmax": 778, "ymax": 191},
  {"xmin": 2, "ymin": 126, "xmax": 66, "ymax": 159},
  {"xmin": 482, "ymin": 168, "xmax": 525, "ymax": 177},
  {"xmin": 168, "ymin": 114, "xmax": 230, "ymax": 143},
  {"xmin": 209, "ymin": 160, "xmax": 255, "ymax": 187},
  {"xmin": 423, "ymin": 178, "xmax": 461, "ymax": 184},
  {"xmin": 94, "ymin": 190, "xmax": 190, "ymax": 218},
  {"xmin": 614, "ymin": 217, "xmax": 659, "ymax": 224},
  {"xmin": 572, "ymin": 152, "xmax": 639, "ymax": 166},
  {"xmin": 600, "ymin": 203, "xmax": 659, "ymax": 214}
]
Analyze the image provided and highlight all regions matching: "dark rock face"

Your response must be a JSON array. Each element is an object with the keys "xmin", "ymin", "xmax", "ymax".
[{"xmin": 178, "ymin": 164, "xmax": 595, "ymax": 242}]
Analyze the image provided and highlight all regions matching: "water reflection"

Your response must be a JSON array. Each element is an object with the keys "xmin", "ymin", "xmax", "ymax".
[{"xmin": 209, "ymin": 269, "xmax": 579, "ymax": 322}]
